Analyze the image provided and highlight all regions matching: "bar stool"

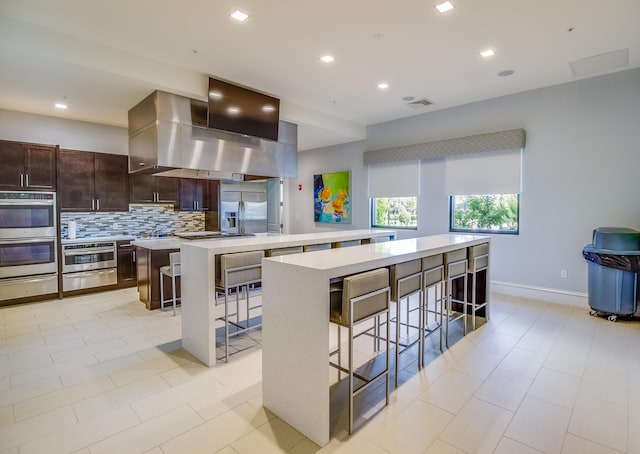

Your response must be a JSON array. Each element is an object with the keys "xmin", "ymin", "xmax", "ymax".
[
  {"xmin": 303, "ymin": 243, "xmax": 331, "ymax": 252},
  {"xmin": 159, "ymin": 252, "xmax": 180, "ymax": 316},
  {"xmin": 444, "ymin": 249, "xmax": 468, "ymax": 348},
  {"xmin": 329, "ymin": 268, "xmax": 390, "ymax": 435},
  {"xmin": 215, "ymin": 250, "xmax": 264, "ymax": 362},
  {"xmin": 390, "ymin": 259, "xmax": 422, "ymax": 387},
  {"xmin": 266, "ymin": 246, "xmax": 303, "ymax": 257},
  {"xmin": 468, "ymin": 243, "xmax": 489, "ymax": 331},
  {"xmin": 421, "ymin": 254, "xmax": 445, "ymax": 364}
]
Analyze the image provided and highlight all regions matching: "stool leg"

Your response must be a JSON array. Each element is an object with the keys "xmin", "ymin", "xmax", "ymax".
[
  {"xmin": 337, "ymin": 326, "xmax": 342, "ymax": 380},
  {"xmin": 224, "ymin": 292, "xmax": 229, "ymax": 362},
  {"xmin": 348, "ymin": 322, "xmax": 354, "ymax": 435},
  {"xmin": 395, "ymin": 295, "xmax": 401, "ymax": 388},
  {"xmin": 160, "ymin": 273, "xmax": 165, "ymax": 311},
  {"xmin": 385, "ymin": 305, "xmax": 390, "ymax": 405},
  {"xmin": 471, "ymin": 272, "xmax": 477, "ymax": 331},
  {"xmin": 171, "ymin": 273, "xmax": 176, "ymax": 316}
]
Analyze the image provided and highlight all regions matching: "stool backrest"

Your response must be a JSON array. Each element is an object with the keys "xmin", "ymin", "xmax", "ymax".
[
  {"xmin": 169, "ymin": 252, "xmax": 181, "ymax": 276},
  {"xmin": 266, "ymin": 246, "xmax": 303, "ymax": 257},
  {"xmin": 341, "ymin": 268, "xmax": 389, "ymax": 324},
  {"xmin": 468, "ymin": 243, "xmax": 489, "ymax": 272},
  {"xmin": 390, "ymin": 259, "xmax": 422, "ymax": 301},
  {"xmin": 218, "ymin": 250, "xmax": 264, "ymax": 287}
]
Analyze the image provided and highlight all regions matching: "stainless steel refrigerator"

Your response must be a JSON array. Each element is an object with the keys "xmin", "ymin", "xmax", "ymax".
[{"xmin": 220, "ymin": 182, "xmax": 268, "ymax": 234}]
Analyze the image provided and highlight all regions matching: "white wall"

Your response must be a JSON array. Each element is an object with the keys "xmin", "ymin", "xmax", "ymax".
[
  {"xmin": 288, "ymin": 68, "xmax": 640, "ymax": 302},
  {"xmin": 0, "ymin": 109, "xmax": 127, "ymax": 154}
]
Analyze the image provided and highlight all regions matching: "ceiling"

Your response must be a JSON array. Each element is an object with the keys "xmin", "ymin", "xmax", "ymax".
[{"xmin": 1, "ymin": 0, "xmax": 638, "ymax": 151}]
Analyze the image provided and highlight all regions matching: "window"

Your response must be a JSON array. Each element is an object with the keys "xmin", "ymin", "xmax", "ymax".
[
  {"xmin": 450, "ymin": 194, "xmax": 519, "ymax": 234},
  {"xmin": 371, "ymin": 197, "xmax": 418, "ymax": 229}
]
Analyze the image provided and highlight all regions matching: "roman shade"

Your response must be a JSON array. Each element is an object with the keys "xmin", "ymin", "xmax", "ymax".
[
  {"xmin": 368, "ymin": 161, "xmax": 420, "ymax": 198},
  {"xmin": 445, "ymin": 148, "xmax": 522, "ymax": 195}
]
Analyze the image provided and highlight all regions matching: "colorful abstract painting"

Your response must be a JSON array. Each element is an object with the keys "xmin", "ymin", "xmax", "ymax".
[{"xmin": 313, "ymin": 170, "xmax": 351, "ymax": 223}]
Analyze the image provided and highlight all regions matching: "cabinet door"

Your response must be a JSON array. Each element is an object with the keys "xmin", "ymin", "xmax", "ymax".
[
  {"xmin": 129, "ymin": 174, "xmax": 156, "ymax": 203},
  {"xmin": 117, "ymin": 241, "xmax": 137, "ymax": 286},
  {"xmin": 198, "ymin": 180, "xmax": 211, "ymax": 211},
  {"xmin": 178, "ymin": 178, "xmax": 197, "ymax": 211},
  {"xmin": 94, "ymin": 153, "xmax": 129, "ymax": 211},
  {"xmin": 58, "ymin": 150, "xmax": 95, "ymax": 211},
  {"xmin": 155, "ymin": 177, "xmax": 179, "ymax": 205},
  {"xmin": 24, "ymin": 145, "xmax": 56, "ymax": 190},
  {"xmin": 0, "ymin": 140, "xmax": 25, "ymax": 190}
]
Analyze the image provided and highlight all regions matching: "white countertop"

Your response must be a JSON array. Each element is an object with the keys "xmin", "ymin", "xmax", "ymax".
[
  {"xmin": 131, "ymin": 238, "xmax": 183, "ymax": 250},
  {"xmin": 61, "ymin": 235, "xmax": 135, "ymax": 244}
]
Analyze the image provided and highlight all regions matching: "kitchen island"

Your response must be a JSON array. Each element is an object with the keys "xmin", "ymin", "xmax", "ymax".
[
  {"xmin": 179, "ymin": 229, "xmax": 396, "ymax": 366},
  {"xmin": 261, "ymin": 233, "xmax": 490, "ymax": 446},
  {"xmin": 132, "ymin": 238, "xmax": 181, "ymax": 310}
]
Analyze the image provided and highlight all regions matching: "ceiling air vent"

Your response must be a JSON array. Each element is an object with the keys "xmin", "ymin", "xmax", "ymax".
[{"xmin": 406, "ymin": 98, "xmax": 433, "ymax": 109}]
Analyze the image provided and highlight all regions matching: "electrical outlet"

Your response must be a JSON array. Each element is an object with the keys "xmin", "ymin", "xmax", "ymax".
[{"xmin": 560, "ymin": 269, "xmax": 568, "ymax": 278}]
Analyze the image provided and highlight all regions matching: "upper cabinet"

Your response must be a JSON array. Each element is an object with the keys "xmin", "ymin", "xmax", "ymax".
[
  {"xmin": 129, "ymin": 174, "xmax": 179, "ymax": 207},
  {"xmin": 58, "ymin": 150, "xmax": 129, "ymax": 212},
  {"xmin": 178, "ymin": 178, "xmax": 211, "ymax": 212},
  {"xmin": 0, "ymin": 140, "xmax": 57, "ymax": 191}
]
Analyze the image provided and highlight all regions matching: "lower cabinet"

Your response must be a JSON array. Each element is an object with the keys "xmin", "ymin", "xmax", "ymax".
[
  {"xmin": 136, "ymin": 247, "xmax": 180, "ymax": 310},
  {"xmin": 117, "ymin": 241, "xmax": 137, "ymax": 288}
]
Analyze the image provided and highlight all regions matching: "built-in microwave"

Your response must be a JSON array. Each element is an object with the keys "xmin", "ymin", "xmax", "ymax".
[{"xmin": 0, "ymin": 191, "xmax": 56, "ymax": 238}]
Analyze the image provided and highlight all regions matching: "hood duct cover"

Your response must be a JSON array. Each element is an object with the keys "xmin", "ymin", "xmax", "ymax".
[{"xmin": 128, "ymin": 90, "xmax": 297, "ymax": 180}]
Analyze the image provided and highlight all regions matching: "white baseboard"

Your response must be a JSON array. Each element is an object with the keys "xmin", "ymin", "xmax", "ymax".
[{"xmin": 491, "ymin": 281, "xmax": 588, "ymax": 308}]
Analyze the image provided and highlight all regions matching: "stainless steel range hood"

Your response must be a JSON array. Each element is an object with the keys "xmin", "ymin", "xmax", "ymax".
[{"xmin": 128, "ymin": 90, "xmax": 297, "ymax": 180}]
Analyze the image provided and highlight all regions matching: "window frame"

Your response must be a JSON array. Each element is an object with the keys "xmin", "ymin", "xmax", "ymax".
[
  {"xmin": 448, "ymin": 194, "xmax": 520, "ymax": 235},
  {"xmin": 370, "ymin": 196, "xmax": 418, "ymax": 230}
]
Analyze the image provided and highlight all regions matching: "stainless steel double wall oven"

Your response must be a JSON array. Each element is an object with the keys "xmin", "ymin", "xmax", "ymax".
[{"xmin": 0, "ymin": 191, "xmax": 58, "ymax": 302}]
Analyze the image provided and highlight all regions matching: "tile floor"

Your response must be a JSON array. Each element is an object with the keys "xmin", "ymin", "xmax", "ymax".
[{"xmin": 1, "ymin": 288, "xmax": 639, "ymax": 453}]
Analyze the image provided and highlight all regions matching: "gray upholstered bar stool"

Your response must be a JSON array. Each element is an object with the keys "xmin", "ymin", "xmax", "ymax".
[
  {"xmin": 329, "ymin": 268, "xmax": 390, "ymax": 435},
  {"xmin": 421, "ymin": 254, "xmax": 445, "ymax": 363},
  {"xmin": 265, "ymin": 246, "xmax": 304, "ymax": 257},
  {"xmin": 467, "ymin": 243, "xmax": 489, "ymax": 331},
  {"xmin": 159, "ymin": 252, "xmax": 181, "ymax": 316},
  {"xmin": 303, "ymin": 243, "xmax": 331, "ymax": 252},
  {"xmin": 444, "ymin": 249, "xmax": 468, "ymax": 348},
  {"xmin": 332, "ymin": 239, "xmax": 362, "ymax": 248},
  {"xmin": 390, "ymin": 259, "xmax": 422, "ymax": 387},
  {"xmin": 215, "ymin": 250, "xmax": 264, "ymax": 362}
]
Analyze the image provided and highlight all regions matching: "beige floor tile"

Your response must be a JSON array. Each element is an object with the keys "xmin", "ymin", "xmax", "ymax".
[
  {"xmin": 543, "ymin": 346, "xmax": 588, "ymax": 377},
  {"xmin": 451, "ymin": 348, "xmax": 503, "ymax": 380},
  {"xmin": 628, "ymin": 391, "xmax": 640, "ymax": 453},
  {"xmin": 132, "ymin": 374, "xmax": 224, "ymax": 421},
  {"xmin": 493, "ymin": 437, "xmax": 543, "ymax": 454},
  {"xmin": 527, "ymin": 367, "xmax": 580, "ymax": 409},
  {"xmin": 505, "ymin": 396, "xmax": 572, "ymax": 454},
  {"xmin": 0, "ymin": 355, "xmax": 52, "ymax": 380},
  {"xmin": 424, "ymin": 439, "xmax": 466, "ymax": 454},
  {"xmin": 214, "ymin": 447, "xmax": 239, "ymax": 454},
  {"xmin": 7, "ymin": 338, "xmax": 85, "ymax": 364},
  {"xmin": 0, "ymin": 405, "xmax": 14, "ymax": 428},
  {"xmin": 286, "ymin": 438, "xmax": 321, "ymax": 454},
  {"xmin": 578, "ymin": 365, "xmax": 628, "ymax": 407},
  {"xmin": 0, "ymin": 376, "xmax": 62, "ymax": 406},
  {"xmin": 498, "ymin": 348, "xmax": 546, "ymax": 379},
  {"xmin": 561, "ymin": 433, "xmax": 622, "ymax": 454},
  {"xmin": 567, "ymin": 394, "xmax": 627, "ymax": 453},
  {"xmin": 372, "ymin": 399, "xmax": 454, "ymax": 453},
  {"xmin": 419, "ymin": 370, "xmax": 483, "ymax": 413},
  {"xmin": 143, "ymin": 448, "xmax": 165, "ymax": 454},
  {"xmin": 73, "ymin": 375, "xmax": 170, "ymax": 421},
  {"xmin": 108, "ymin": 353, "xmax": 188, "ymax": 387},
  {"xmin": 10, "ymin": 354, "xmax": 97, "ymax": 388},
  {"xmin": 0, "ymin": 446, "xmax": 18, "ymax": 454},
  {"xmin": 19, "ymin": 405, "xmax": 140, "ymax": 454},
  {"xmin": 89, "ymin": 404, "xmax": 203, "ymax": 454},
  {"xmin": 231, "ymin": 416, "xmax": 306, "ymax": 453},
  {"xmin": 13, "ymin": 375, "xmax": 115, "ymax": 421},
  {"xmin": 59, "ymin": 353, "xmax": 141, "ymax": 387},
  {"xmin": 440, "ymin": 397, "xmax": 513, "ymax": 454},
  {"xmin": 161, "ymin": 403, "xmax": 270, "ymax": 454},
  {"xmin": 0, "ymin": 406, "xmax": 77, "ymax": 450},
  {"xmin": 190, "ymin": 380, "xmax": 262, "ymax": 421},
  {"xmin": 474, "ymin": 367, "xmax": 532, "ymax": 411},
  {"xmin": 51, "ymin": 338, "xmax": 126, "ymax": 364},
  {"xmin": 474, "ymin": 331, "xmax": 519, "ymax": 356}
]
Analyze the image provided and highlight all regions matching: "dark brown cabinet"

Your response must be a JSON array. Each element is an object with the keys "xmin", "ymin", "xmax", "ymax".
[
  {"xmin": 0, "ymin": 140, "xmax": 56, "ymax": 191},
  {"xmin": 116, "ymin": 240, "xmax": 137, "ymax": 287},
  {"xmin": 58, "ymin": 150, "xmax": 129, "ymax": 212},
  {"xmin": 179, "ymin": 178, "xmax": 211, "ymax": 211},
  {"xmin": 135, "ymin": 246, "xmax": 180, "ymax": 310},
  {"xmin": 129, "ymin": 174, "xmax": 179, "ymax": 206}
]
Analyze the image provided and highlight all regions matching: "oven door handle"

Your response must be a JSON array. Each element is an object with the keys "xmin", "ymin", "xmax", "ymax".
[
  {"xmin": 63, "ymin": 247, "xmax": 115, "ymax": 256},
  {"xmin": 0, "ymin": 237, "xmax": 55, "ymax": 244},
  {"xmin": 0, "ymin": 200, "xmax": 55, "ymax": 206}
]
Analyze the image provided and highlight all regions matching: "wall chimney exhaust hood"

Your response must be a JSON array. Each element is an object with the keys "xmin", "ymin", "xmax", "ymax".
[{"xmin": 128, "ymin": 90, "xmax": 297, "ymax": 180}]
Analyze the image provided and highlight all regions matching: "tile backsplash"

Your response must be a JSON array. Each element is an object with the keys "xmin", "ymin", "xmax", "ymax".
[{"xmin": 60, "ymin": 204, "xmax": 204, "ymax": 239}]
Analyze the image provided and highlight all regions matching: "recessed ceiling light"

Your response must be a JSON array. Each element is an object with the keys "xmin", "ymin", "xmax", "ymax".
[
  {"xmin": 402, "ymin": 96, "xmax": 416, "ymax": 102},
  {"xmin": 54, "ymin": 102, "xmax": 67, "ymax": 109},
  {"xmin": 372, "ymin": 33, "xmax": 384, "ymax": 40},
  {"xmin": 320, "ymin": 55, "xmax": 335, "ymax": 63},
  {"xmin": 435, "ymin": 1, "xmax": 454, "ymax": 13},
  {"xmin": 230, "ymin": 10, "xmax": 249, "ymax": 21},
  {"xmin": 480, "ymin": 49, "xmax": 495, "ymax": 58},
  {"xmin": 377, "ymin": 83, "xmax": 389, "ymax": 89},
  {"xmin": 498, "ymin": 69, "xmax": 515, "ymax": 77}
]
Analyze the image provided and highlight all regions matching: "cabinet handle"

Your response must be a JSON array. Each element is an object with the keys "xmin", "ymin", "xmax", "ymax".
[
  {"xmin": 154, "ymin": 192, "xmax": 158, "ymax": 202},
  {"xmin": 91, "ymin": 199, "xmax": 95, "ymax": 210},
  {"xmin": 133, "ymin": 251, "xmax": 136, "ymax": 262},
  {"xmin": 25, "ymin": 174, "xmax": 29, "ymax": 187},
  {"xmin": 96, "ymin": 199, "xmax": 100, "ymax": 210},
  {"xmin": 20, "ymin": 174, "xmax": 24, "ymax": 187}
]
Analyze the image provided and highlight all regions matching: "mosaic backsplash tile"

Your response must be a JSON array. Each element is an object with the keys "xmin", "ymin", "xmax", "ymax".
[{"xmin": 60, "ymin": 204, "xmax": 204, "ymax": 239}]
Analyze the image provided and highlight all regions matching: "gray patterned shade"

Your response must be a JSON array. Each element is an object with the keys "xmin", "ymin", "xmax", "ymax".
[{"xmin": 363, "ymin": 128, "xmax": 525, "ymax": 165}]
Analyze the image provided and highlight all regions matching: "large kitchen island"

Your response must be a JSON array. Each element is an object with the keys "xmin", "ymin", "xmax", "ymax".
[
  {"xmin": 261, "ymin": 233, "xmax": 490, "ymax": 446},
  {"xmin": 179, "ymin": 229, "xmax": 396, "ymax": 367}
]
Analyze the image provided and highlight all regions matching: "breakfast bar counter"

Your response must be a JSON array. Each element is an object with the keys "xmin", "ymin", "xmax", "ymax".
[
  {"xmin": 179, "ymin": 229, "xmax": 396, "ymax": 367},
  {"xmin": 261, "ymin": 233, "xmax": 490, "ymax": 446}
]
